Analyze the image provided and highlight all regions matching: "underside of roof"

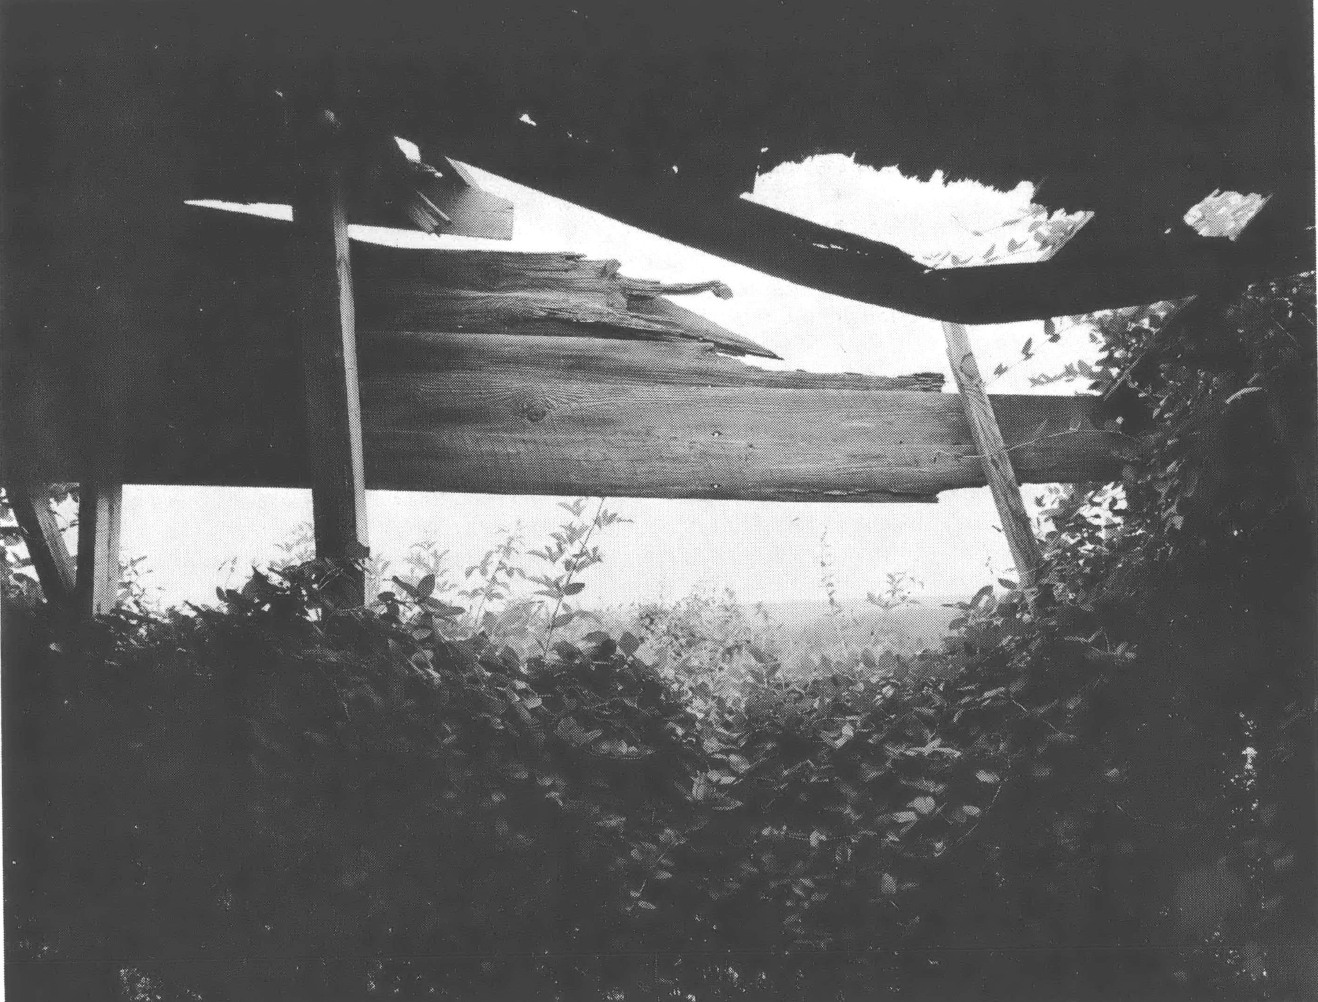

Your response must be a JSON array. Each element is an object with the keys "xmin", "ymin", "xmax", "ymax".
[{"xmin": 3, "ymin": 0, "xmax": 1314, "ymax": 324}]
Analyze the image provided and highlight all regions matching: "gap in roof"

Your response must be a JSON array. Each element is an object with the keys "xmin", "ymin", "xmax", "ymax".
[
  {"xmin": 742, "ymin": 154, "xmax": 1093, "ymax": 267},
  {"xmin": 186, "ymin": 199, "xmax": 292, "ymax": 221},
  {"xmin": 184, "ymin": 199, "xmax": 489, "ymax": 250},
  {"xmin": 1183, "ymin": 190, "xmax": 1269, "ymax": 240},
  {"xmin": 395, "ymin": 136, "xmax": 422, "ymax": 162}
]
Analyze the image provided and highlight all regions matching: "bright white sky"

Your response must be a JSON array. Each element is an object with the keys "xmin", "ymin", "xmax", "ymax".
[{"xmin": 134, "ymin": 156, "xmax": 1102, "ymax": 610}]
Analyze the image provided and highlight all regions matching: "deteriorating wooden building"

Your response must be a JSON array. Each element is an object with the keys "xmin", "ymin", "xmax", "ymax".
[{"xmin": 2, "ymin": 0, "xmax": 1311, "ymax": 610}]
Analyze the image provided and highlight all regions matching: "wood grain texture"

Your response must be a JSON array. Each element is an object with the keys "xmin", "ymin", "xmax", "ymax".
[
  {"xmin": 942, "ymin": 322, "xmax": 1047, "ymax": 588},
  {"xmin": 355, "ymin": 332, "xmax": 1132, "ymax": 500},
  {"xmin": 350, "ymin": 234, "xmax": 777, "ymax": 358}
]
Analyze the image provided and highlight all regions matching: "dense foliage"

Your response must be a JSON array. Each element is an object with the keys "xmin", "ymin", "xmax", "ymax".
[{"xmin": 3, "ymin": 274, "xmax": 1313, "ymax": 1000}]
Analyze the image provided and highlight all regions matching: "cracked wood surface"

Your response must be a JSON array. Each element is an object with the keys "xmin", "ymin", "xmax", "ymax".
[{"xmin": 352, "ymin": 332, "xmax": 1131, "ymax": 500}]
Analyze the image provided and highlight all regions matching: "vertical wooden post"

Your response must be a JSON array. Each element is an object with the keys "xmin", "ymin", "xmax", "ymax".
[
  {"xmin": 74, "ymin": 479, "xmax": 123, "ymax": 617},
  {"xmin": 943, "ymin": 322, "xmax": 1047, "ymax": 604},
  {"xmin": 6, "ymin": 479, "xmax": 76, "ymax": 608},
  {"xmin": 292, "ymin": 108, "xmax": 369, "ymax": 604}
]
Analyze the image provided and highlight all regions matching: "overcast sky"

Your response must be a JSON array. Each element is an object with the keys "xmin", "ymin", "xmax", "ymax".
[{"xmin": 132, "ymin": 155, "xmax": 1100, "ymax": 610}]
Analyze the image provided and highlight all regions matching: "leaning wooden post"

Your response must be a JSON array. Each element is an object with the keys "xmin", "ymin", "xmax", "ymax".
[
  {"xmin": 291, "ymin": 108, "xmax": 370, "ymax": 605},
  {"xmin": 943, "ymin": 322, "xmax": 1047, "ymax": 607},
  {"xmin": 6, "ymin": 479, "xmax": 76, "ymax": 609}
]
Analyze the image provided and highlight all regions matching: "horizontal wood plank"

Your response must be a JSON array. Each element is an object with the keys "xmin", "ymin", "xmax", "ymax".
[
  {"xmin": 355, "ymin": 332, "xmax": 1133, "ymax": 501},
  {"xmin": 24, "ymin": 330, "xmax": 1129, "ymax": 500}
]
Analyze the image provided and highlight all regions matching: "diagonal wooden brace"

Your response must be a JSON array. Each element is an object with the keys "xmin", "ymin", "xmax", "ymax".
[
  {"xmin": 943, "ymin": 322, "xmax": 1048, "ymax": 606},
  {"xmin": 6, "ymin": 479, "xmax": 76, "ymax": 608}
]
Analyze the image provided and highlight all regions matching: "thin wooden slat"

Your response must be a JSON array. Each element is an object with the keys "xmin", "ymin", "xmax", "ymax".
[
  {"xmin": 293, "ymin": 112, "xmax": 370, "ymax": 601},
  {"xmin": 942, "ymin": 322, "xmax": 1047, "ymax": 596},
  {"xmin": 74, "ymin": 479, "xmax": 122, "ymax": 617},
  {"xmin": 620, "ymin": 277, "xmax": 733, "ymax": 299},
  {"xmin": 6, "ymin": 480, "xmax": 76, "ymax": 607}
]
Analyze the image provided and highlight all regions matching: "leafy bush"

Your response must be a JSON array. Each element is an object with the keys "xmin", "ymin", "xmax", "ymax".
[
  {"xmin": 0, "ymin": 555, "xmax": 1037, "ymax": 999},
  {"xmin": 5, "ymin": 274, "xmax": 1314, "ymax": 1000},
  {"xmin": 0, "ymin": 564, "xmax": 1268, "ymax": 1000}
]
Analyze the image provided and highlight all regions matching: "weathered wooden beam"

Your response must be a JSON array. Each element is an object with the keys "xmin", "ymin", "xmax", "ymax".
[
  {"xmin": 74, "ymin": 479, "xmax": 122, "ymax": 617},
  {"xmin": 355, "ymin": 331, "xmax": 1133, "ymax": 500},
  {"xmin": 5, "ymin": 480, "xmax": 76, "ymax": 608},
  {"xmin": 942, "ymin": 322, "xmax": 1047, "ymax": 595},
  {"xmin": 2, "ymin": 331, "xmax": 1130, "ymax": 498},
  {"xmin": 293, "ymin": 112, "xmax": 370, "ymax": 602}
]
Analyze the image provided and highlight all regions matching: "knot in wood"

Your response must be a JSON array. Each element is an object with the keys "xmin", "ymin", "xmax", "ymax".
[{"xmin": 521, "ymin": 398, "xmax": 552, "ymax": 423}]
